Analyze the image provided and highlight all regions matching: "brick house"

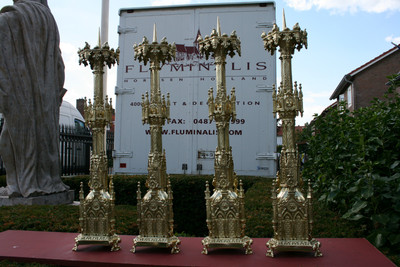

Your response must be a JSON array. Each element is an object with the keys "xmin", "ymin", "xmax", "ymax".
[
  {"xmin": 329, "ymin": 46, "xmax": 400, "ymax": 112},
  {"xmin": 277, "ymin": 125, "xmax": 304, "ymax": 147}
]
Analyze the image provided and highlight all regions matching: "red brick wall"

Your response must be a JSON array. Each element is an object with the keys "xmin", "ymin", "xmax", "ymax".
[
  {"xmin": 353, "ymin": 50, "xmax": 400, "ymax": 110},
  {"xmin": 76, "ymin": 98, "xmax": 85, "ymax": 118}
]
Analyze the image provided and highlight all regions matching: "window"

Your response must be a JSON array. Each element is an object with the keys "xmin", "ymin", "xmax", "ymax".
[
  {"xmin": 338, "ymin": 94, "xmax": 345, "ymax": 111},
  {"xmin": 347, "ymin": 85, "xmax": 352, "ymax": 107},
  {"xmin": 74, "ymin": 119, "xmax": 86, "ymax": 133}
]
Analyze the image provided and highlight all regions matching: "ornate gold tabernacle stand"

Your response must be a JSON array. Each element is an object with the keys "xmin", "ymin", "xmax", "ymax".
[
  {"xmin": 73, "ymin": 38, "xmax": 120, "ymax": 252},
  {"xmin": 261, "ymin": 11, "xmax": 322, "ymax": 257},
  {"xmin": 197, "ymin": 18, "xmax": 252, "ymax": 255},
  {"xmin": 131, "ymin": 25, "xmax": 180, "ymax": 254}
]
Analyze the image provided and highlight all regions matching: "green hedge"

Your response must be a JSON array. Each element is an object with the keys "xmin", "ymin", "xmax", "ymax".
[
  {"xmin": 61, "ymin": 174, "xmax": 261, "ymax": 236},
  {"xmin": 1, "ymin": 176, "xmax": 358, "ymax": 239}
]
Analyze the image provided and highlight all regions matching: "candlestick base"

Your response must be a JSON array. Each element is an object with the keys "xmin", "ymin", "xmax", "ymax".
[
  {"xmin": 266, "ymin": 238, "xmax": 322, "ymax": 257},
  {"xmin": 202, "ymin": 236, "xmax": 253, "ymax": 255},
  {"xmin": 132, "ymin": 235, "xmax": 181, "ymax": 254},
  {"xmin": 73, "ymin": 233, "xmax": 121, "ymax": 252}
]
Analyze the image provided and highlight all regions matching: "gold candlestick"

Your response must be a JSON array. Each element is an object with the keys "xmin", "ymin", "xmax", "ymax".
[
  {"xmin": 73, "ymin": 37, "xmax": 120, "ymax": 251},
  {"xmin": 131, "ymin": 24, "xmax": 180, "ymax": 254},
  {"xmin": 198, "ymin": 18, "xmax": 252, "ymax": 255},
  {"xmin": 261, "ymin": 10, "xmax": 321, "ymax": 257}
]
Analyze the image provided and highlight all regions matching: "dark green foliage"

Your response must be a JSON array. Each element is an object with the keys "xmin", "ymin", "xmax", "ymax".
[
  {"xmin": 62, "ymin": 174, "xmax": 262, "ymax": 236},
  {"xmin": 299, "ymin": 76, "xmax": 400, "ymax": 257},
  {"xmin": 244, "ymin": 181, "xmax": 274, "ymax": 238},
  {"xmin": 244, "ymin": 180, "xmax": 363, "ymax": 239},
  {"xmin": 169, "ymin": 175, "xmax": 212, "ymax": 236},
  {"xmin": 0, "ymin": 178, "xmax": 359, "ymax": 239},
  {"xmin": 110, "ymin": 175, "xmax": 147, "ymax": 205},
  {"xmin": 62, "ymin": 175, "xmax": 147, "ymax": 205},
  {"xmin": 61, "ymin": 175, "xmax": 89, "ymax": 202}
]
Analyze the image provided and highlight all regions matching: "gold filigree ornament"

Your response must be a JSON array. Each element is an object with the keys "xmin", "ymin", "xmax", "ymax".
[
  {"xmin": 73, "ymin": 35, "xmax": 120, "ymax": 252},
  {"xmin": 198, "ymin": 18, "xmax": 252, "ymax": 255},
  {"xmin": 131, "ymin": 24, "xmax": 180, "ymax": 254},
  {"xmin": 261, "ymin": 10, "xmax": 321, "ymax": 257}
]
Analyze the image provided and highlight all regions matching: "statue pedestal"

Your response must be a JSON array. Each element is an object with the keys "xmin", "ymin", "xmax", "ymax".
[{"xmin": 0, "ymin": 190, "xmax": 74, "ymax": 206}]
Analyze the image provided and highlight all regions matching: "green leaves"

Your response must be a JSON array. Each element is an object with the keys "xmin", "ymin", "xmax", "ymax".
[
  {"xmin": 299, "ymin": 80, "xmax": 400, "ymax": 254},
  {"xmin": 342, "ymin": 201, "xmax": 367, "ymax": 220},
  {"xmin": 390, "ymin": 161, "xmax": 400, "ymax": 170}
]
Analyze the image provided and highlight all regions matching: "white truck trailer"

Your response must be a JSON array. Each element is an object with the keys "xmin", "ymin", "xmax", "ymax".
[{"xmin": 114, "ymin": 2, "xmax": 277, "ymax": 177}]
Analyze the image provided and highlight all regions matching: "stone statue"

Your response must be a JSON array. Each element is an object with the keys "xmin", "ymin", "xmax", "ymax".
[{"xmin": 0, "ymin": 0, "xmax": 69, "ymax": 197}]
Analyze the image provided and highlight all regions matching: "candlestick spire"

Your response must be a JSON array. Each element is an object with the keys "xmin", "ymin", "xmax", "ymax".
[
  {"xmin": 153, "ymin": 23, "xmax": 157, "ymax": 43},
  {"xmin": 261, "ymin": 12, "xmax": 321, "ymax": 258},
  {"xmin": 217, "ymin": 16, "xmax": 221, "ymax": 36},
  {"xmin": 132, "ymin": 26, "xmax": 179, "ymax": 254},
  {"xmin": 198, "ymin": 18, "xmax": 252, "ymax": 255},
  {"xmin": 282, "ymin": 9, "xmax": 287, "ymax": 30},
  {"xmin": 74, "ymin": 39, "xmax": 120, "ymax": 252},
  {"xmin": 98, "ymin": 28, "xmax": 101, "ymax": 46}
]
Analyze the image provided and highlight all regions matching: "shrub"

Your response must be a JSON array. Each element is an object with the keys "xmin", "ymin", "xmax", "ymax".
[
  {"xmin": 300, "ymin": 77, "xmax": 400, "ymax": 254},
  {"xmin": 62, "ymin": 174, "xmax": 262, "ymax": 236}
]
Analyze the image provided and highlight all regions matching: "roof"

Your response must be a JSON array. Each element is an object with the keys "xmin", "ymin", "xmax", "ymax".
[
  {"xmin": 175, "ymin": 44, "xmax": 186, "ymax": 53},
  {"xmin": 119, "ymin": 2, "xmax": 274, "ymax": 15},
  {"xmin": 330, "ymin": 46, "xmax": 400, "ymax": 100},
  {"xmin": 309, "ymin": 101, "xmax": 338, "ymax": 125}
]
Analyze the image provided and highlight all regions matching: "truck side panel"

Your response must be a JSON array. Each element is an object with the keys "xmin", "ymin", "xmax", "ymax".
[{"xmin": 114, "ymin": 3, "xmax": 276, "ymax": 176}]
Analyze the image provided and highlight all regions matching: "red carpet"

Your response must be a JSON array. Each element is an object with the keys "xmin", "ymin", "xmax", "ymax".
[{"xmin": 0, "ymin": 230, "xmax": 395, "ymax": 266}]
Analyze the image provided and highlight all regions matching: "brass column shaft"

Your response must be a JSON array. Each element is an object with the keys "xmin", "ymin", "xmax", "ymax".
[
  {"xmin": 198, "ymin": 19, "xmax": 252, "ymax": 255},
  {"xmin": 262, "ymin": 11, "xmax": 321, "ymax": 257},
  {"xmin": 132, "ymin": 27, "xmax": 180, "ymax": 254}
]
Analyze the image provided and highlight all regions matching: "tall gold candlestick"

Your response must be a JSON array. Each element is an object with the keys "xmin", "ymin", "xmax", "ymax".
[
  {"xmin": 131, "ymin": 24, "xmax": 180, "ymax": 254},
  {"xmin": 261, "ymin": 10, "xmax": 321, "ymax": 257},
  {"xmin": 198, "ymin": 18, "xmax": 252, "ymax": 255},
  {"xmin": 73, "ymin": 37, "xmax": 120, "ymax": 251}
]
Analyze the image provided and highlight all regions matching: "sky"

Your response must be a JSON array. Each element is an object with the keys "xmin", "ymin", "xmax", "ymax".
[{"xmin": 4, "ymin": 0, "xmax": 399, "ymax": 125}]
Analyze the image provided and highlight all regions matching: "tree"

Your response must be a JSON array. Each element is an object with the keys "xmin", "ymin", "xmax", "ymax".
[{"xmin": 300, "ymin": 75, "xmax": 400, "ymax": 251}]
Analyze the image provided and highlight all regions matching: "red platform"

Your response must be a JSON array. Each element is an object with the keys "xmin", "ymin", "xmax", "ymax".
[{"xmin": 0, "ymin": 230, "xmax": 395, "ymax": 266}]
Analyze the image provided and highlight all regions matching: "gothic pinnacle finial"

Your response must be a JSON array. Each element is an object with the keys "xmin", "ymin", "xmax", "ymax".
[
  {"xmin": 282, "ymin": 9, "xmax": 287, "ymax": 30},
  {"xmin": 153, "ymin": 23, "xmax": 157, "ymax": 43},
  {"xmin": 217, "ymin": 16, "xmax": 221, "ymax": 36},
  {"xmin": 98, "ymin": 28, "xmax": 101, "ymax": 47}
]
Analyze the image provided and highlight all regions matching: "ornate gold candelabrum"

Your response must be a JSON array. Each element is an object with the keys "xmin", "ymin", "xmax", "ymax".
[
  {"xmin": 197, "ymin": 18, "xmax": 252, "ymax": 255},
  {"xmin": 73, "ymin": 39, "xmax": 120, "ymax": 251},
  {"xmin": 261, "ymin": 11, "xmax": 322, "ymax": 257},
  {"xmin": 131, "ymin": 25, "xmax": 180, "ymax": 254}
]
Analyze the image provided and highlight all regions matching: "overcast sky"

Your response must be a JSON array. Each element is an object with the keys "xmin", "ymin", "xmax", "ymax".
[{"xmin": 4, "ymin": 0, "xmax": 399, "ymax": 125}]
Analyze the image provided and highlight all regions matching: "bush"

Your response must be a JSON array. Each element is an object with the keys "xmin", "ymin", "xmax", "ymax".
[
  {"xmin": 0, "ymin": 177, "xmax": 360, "ymax": 238},
  {"xmin": 300, "ymin": 77, "xmax": 400, "ymax": 254},
  {"xmin": 61, "ymin": 174, "xmax": 262, "ymax": 236}
]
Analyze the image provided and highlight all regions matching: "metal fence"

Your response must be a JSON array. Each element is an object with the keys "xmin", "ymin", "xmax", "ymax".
[
  {"xmin": 60, "ymin": 125, "xmax": 92, "ymax": 176},
  {"xmin": 0, "ymin": 123, "xmax": 114, "ymax": 176},
  {"xmin": 0, "ymin": 118, "xmax": 4, "ymax": 176}
]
